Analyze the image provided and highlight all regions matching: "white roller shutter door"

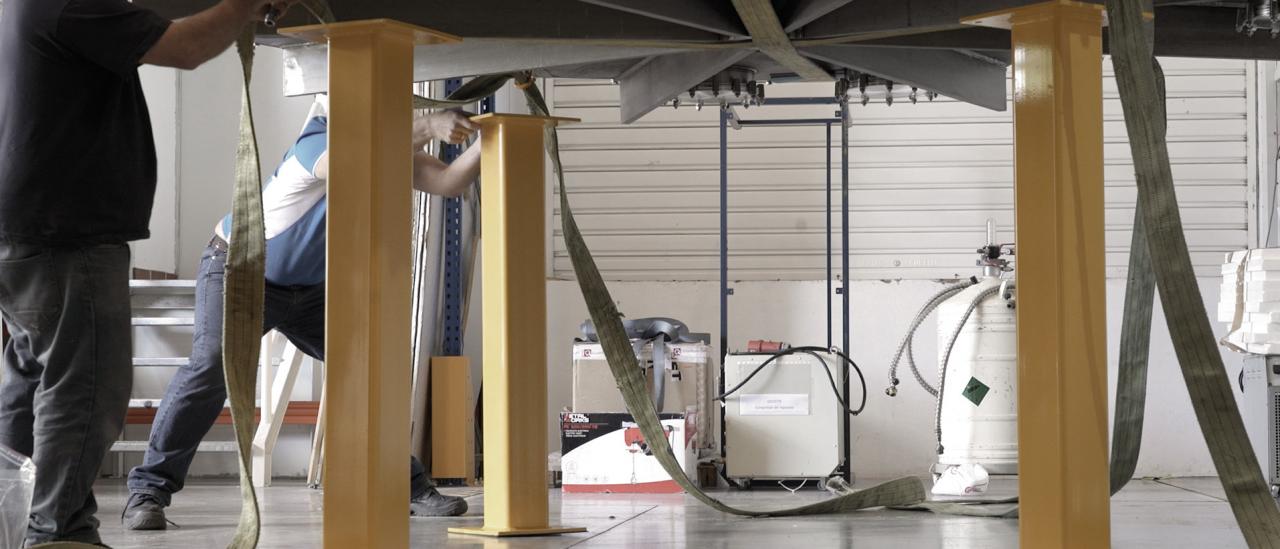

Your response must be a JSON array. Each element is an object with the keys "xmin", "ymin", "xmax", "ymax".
[{"xmin": 548, "ymin": 57, "xmax": 1255, "ymax": 281}]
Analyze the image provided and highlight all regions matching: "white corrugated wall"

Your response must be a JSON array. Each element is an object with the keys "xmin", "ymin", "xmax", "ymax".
[{"xmin": 548, "ymin": 57, "xmax": 1255, "ymax": 281}]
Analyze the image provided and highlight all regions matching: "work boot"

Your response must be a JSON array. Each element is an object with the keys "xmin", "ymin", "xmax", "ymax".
[
  {"xmin": 122, "ymin": 493, "xmax": 167, "ymax": 531},
  {"xmin": 409, "ymin": 487, "xmax": 468, "ymax": 517}
]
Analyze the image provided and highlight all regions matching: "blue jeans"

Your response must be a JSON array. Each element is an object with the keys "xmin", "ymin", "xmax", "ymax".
[
  {"xmin": 0, "ymin": 241, "xmax": 133, "ymax": 546},
  {"xmin": 127, "ymin": 241, "xmax": 430, "ymax": 505}
]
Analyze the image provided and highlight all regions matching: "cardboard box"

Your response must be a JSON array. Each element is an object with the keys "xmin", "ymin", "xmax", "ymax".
[
  {"xmin": 560, "ymin": 412, "xmax": 698, "ymax": 494},
  {"xmin": 571, "ymin": 341, "xmax": 714, "ymax": 452}
]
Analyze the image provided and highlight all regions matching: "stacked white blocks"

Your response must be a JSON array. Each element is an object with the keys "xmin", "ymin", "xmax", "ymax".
[{"xmin": 1219, "ymin": 249, "xmax": 1280, "ymax": 354}]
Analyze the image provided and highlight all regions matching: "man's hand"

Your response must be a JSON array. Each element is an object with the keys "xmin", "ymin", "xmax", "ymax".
[
  {"xmin": 413, "ymin": 111, "xmax": 482, "ymax": 149},
  {"xmin": 142, "ymin": 0, "xmax": 298, "ymax": 70},
  {"xmin": 228, "ymin": 0, "xmax": 296, "ymax": 23}
]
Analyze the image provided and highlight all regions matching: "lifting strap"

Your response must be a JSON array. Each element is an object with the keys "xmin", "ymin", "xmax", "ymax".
[
  {"xmin": 224, "ymin": 29, "xmax": 267, "ymax": 549},
  {"xmin": 1106, "ymin": 1, "xmax": 1280, "ymax": 545}
]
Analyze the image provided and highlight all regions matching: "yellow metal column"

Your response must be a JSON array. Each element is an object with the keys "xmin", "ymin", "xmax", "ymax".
[
  {"xmin": 280, "ymin": 20, "xmax": 459, "ymax": 549},
  {"xmin": 431, "ymin": 356, "xmax": 475, "ymax": 484},
  {"xmin": 449, "ymin": 114, "xmax": 585, "ymax": 538},
  {"xmin": 965, "ymin": 2, "xmax": 1110, "ymax": 547}
]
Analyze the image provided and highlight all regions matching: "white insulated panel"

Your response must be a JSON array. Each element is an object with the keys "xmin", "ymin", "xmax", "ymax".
[{"xmin": 547, "ymin": 57, "xmax": 1254, "ymax": 280}]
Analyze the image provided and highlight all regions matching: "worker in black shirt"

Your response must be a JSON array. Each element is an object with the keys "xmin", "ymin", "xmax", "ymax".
[{"xmin": 0, "ymin": 0, "xmax": 294, "ymax": 545}]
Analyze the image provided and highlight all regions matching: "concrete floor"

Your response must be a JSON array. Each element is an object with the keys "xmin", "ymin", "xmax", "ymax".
[{"xmin": 90, "ymin": 477, "xmax": 1249, "ymax": 548}]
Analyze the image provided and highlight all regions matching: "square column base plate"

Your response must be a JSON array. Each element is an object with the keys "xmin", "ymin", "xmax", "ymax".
[{"xmin": 448, "ymin": 525, "xmax": 587, "ymax": 538}]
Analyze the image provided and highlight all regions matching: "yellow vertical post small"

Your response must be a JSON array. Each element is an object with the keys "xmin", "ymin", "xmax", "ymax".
[
  {"xmin": 280, "ymin": 19, "xmax": 460, "ymax": 549},
  {"xmin": 965, "ymin": 2, "xmax": 1111, "ymax": 548},
  {"xmin": 449, "ymin": 113, "xmax": 585, "ymax": 538},
  {"xmin": 430, "ymin": 355, "xmax": 475, "ymax": 485}
]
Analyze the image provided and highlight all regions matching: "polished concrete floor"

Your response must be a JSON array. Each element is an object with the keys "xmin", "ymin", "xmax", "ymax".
[{"xmin": 90, "ymin": 477, "xmax": 1250, "ymax": 548}]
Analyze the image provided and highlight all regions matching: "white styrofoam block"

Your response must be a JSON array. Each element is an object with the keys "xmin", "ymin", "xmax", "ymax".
[
  {"xmin": 1243, "ymin": 248, "xmax": 1280, "ymax": 258},
  {"xmin": 1243, "ymin": 281, "xmax": 1280, "ymax": 294},
  {"xmin": 1244, "ymin": 258, "xmax": 1280, "ymax": 271},
  {"xmin": 1239, "ymin": 300, "xmax": 1280, "ymax": 313},
  {"xmin": 1246, "ymin": 311, "xmax": 1280, "ymax": 324},
  {"xmin": 1246, "ymin": 342, "xmax": 1280, "ymax": 354},
  {"xmin": 1236, "ymin": 322, "xmax": 1280, "ymax": 335},
  {"xmin": 1245, "ymin": 271, "xmax": 1280, "ymax": 281}
]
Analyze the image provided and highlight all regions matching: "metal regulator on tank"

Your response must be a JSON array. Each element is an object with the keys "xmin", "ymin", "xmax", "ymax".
[{"xmin": 884, "ymin": 220, "xmax": 1018, "ymax": 491}]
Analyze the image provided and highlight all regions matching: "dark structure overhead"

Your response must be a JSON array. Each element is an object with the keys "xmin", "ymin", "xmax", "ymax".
[{"xmin": 136, "ymin": 0, "xmax": 1280, "ymax": 122}]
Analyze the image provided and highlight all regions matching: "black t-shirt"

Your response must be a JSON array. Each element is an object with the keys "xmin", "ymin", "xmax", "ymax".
[{"xmin": 0, "ymin": 0, "xmax": 170, "ymax": 244}]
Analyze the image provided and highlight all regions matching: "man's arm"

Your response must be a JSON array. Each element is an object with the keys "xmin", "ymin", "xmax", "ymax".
[
  {"xmin": 312, "ymin": 111, "xmax": 481, "ymax": 196},
  {"xmin": 413, "ymin": 144, "xmax": 481, "ymax": 198},
  {"xmin": 310, "ymin": 144, "xmax": 479, "ymax": 197},
  {"xmin": 140, "ymin": 0, "xmax": 292, "ymax": 70}
]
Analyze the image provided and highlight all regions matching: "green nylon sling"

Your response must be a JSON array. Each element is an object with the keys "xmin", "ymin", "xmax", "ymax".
[
  {"xmin": 224, "ymin": 29, "xmax": 267, "ymax": 549},
  {"xmin": 1106, "ymin": 1, "xmax": 1280, "ymax": 546}
]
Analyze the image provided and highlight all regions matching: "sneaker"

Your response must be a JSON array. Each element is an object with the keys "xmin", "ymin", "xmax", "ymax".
[
  {"xmin": 122, "ymin": 493, "xmax": 167, "ymax": 531},
  {"xmin": 409, "ymin": 487, "xmax": 468, "ymax": 517}
]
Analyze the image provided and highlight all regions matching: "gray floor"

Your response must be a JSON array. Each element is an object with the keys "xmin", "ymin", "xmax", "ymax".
[{"xmin": 91, "ymin": 477, "xmax": 1250, "ymax": 548}]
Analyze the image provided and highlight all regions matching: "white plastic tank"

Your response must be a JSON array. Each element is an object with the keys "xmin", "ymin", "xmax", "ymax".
[{"xmin": 935, "ymin": 277, "xmax": 1017, "ymax": 474}]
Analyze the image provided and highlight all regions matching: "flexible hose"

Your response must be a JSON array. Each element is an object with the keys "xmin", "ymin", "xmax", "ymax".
[
  {"xmin": 886, "ymin": 279, "xmax": 978, "ymax": 396},
  {"xmin": 933, "ymin": 282, "xmax": 1014, "ymax": 454},
  {"xmin": 718, "ymin": 345, "xmax": 868, "ymax": 416}
]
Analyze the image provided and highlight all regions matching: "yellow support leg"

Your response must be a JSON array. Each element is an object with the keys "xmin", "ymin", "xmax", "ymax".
[
  {"xmin": 449, "ymin": 113, "xmax": 584, "ymax": 538},
  {"xmin": 965, "ymin": 2, "xmax": 1110, "ymax": 548},
  {"xmin": 280, "ymin": 20, "xmax": 459, "ymax": 549},
  {"xmin": 430, "ymin": 356, "xmax": 475, "ymax": 485}
]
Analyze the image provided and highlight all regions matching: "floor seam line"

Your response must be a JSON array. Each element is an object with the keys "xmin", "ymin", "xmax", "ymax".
[
  {"xmin": 566, "ymin": 505, "xmax": 660, "ymax": 547},
  {"xmin": 1153, "ymin": 479, "xmax": 1228, "ymax": 502}
]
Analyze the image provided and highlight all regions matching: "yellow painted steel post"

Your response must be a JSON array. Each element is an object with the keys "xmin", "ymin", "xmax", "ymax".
[
  {"xmin": 430, "ymin": 356, "xmax": 475, "ymax": 484},
  {"xmin": 280, "ymin": 20, "xmax": 460, "ymax": 549},
  {"xmin": 965, "ymin": 2, "xmax": 1110, "ymax": 547},
  {"xmin": 449, "ymin": 113, "xmax": 585, "ymax": 538}
]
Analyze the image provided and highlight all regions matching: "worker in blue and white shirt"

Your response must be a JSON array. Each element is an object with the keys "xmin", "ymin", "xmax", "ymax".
[{"xmin": 123, "ymin": 96, "xmax": 482, "ymax": 530}]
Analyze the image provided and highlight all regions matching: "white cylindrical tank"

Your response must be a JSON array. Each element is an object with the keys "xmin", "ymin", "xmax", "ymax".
[{"xmin": 935, "ymin": 277, "xmax": 1017, "ymax": 474}]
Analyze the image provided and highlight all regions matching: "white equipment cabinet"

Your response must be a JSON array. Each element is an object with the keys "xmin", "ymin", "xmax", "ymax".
[
  {"xmin": 1242, "ymin": 355, "xmax": 1280, "ymax": 498},
  {"xmin": 722, "ymin": 351, "xmax": 843, "ymax": 482}
]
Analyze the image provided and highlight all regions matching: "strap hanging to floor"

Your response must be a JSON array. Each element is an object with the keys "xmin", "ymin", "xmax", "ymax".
[
  {"xmin": 224, "ymin": 29, "xmax": 268, "ymax": 549},
  {"xmin": 224, "ymin": 4, "xmax": 341, "ymax": 545},
  {"xmin": 1106, "ymin": 1, "xmax": 1280, "ymax": 546}
]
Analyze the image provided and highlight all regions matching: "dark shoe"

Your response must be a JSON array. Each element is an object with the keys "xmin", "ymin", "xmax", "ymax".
[
  {"xmin": 122, "ymin": 493, "xmax": 167, "ymax": 531},
  {"xmin": 27, "ymin": 540, "xmax": 111, "ymax": 545},
  {"xmin": 409, "ymin": 487, "xmax": 468, "ymax": 517}
]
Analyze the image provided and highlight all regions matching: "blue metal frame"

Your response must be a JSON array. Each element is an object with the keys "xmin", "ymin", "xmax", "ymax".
[
  {"xmin": 440, "ymin": 80, "xmax": 495, "ymax": 357},
  {"xmin": 735, "ymin": 118, "xmax": 840, "ymax": 127},
  {"xmin": 719, "ymin": 100, "xmax": 852, "ymax": 482},
  {"xmin": 839, "ymin": 99, "xmax": 851, "ymax": 483},
  {"xmin": 826, "ymin": 122, "xmax": 832, "ymax": 350},
  {"xmin": 719, "ymin": 107, "xmax": 730, "ymax": 365}
]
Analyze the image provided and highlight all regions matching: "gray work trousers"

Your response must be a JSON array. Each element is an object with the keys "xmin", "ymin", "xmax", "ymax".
[{"xmin": 0, "ymin": 240, "xmax": 132, "ymax": 546}]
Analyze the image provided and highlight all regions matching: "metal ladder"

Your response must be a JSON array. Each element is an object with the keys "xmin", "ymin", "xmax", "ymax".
[{"xmin": 114, "ymin": 280, "xmax": 321, "ymax": 486}]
